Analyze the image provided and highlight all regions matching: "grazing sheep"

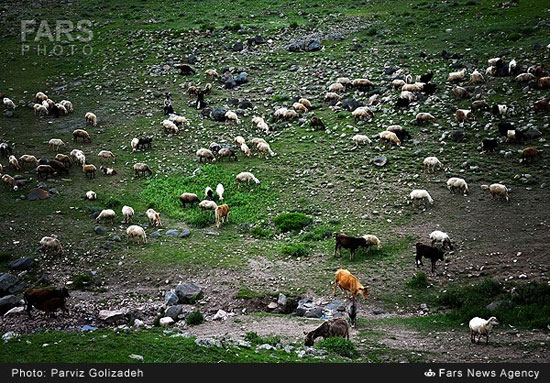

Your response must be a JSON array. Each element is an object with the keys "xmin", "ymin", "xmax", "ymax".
[
  {"xmin": 179, "ymin": 192, "xmax": 200, "ymax": 207},
  {"xmin": 386, "ymin": 125, "xmax": 412, "ymax": 141},
  {"xmin": 423, "ymin": 157, "xmax": 443, "ymax": 173},
  {"xmin": 234, "ymin": 136, "xmax": 246, "ymax": 145},
  {"xmin": 487, "ymin": 183, "xmax": 510, "ymax": 202},
  {"xmin": 163, "ymin": 119, "xmax": 179, "ymax": 134},
  {"xmin": 515, "ymin": 73, "xmax": 536, "ymax": 83},
  {"xmin": 409, "ymin": 189, "xmax": 434, "ymax": 207},
  {"xmin": 205, "ymin": 186, "xmax": 214, "ymax": 200},
  {"xmin": 70, "ymin": 149, "xmax": 86, "ymax": 166},
  {"xmin": 137, "ymin": 137, "xmax": 153, "ymax": 150},
  {"xmin": 49, "ymin": 160, "xmax": 68, "ymax": 176},
  {"xmin": 39, "ymin": 236, "xmax": 63, "ymax": 257},
  {"xmin": 310, "ymin": 116, "xmax": 326, "ymax": 130},
  {"xmin": 430, "ymin": 230, "xmax": 453, "ymax": 251},
  {"xmin": 2, "ymin": 174, "xmax": 17, "ymax": 190},
  {"xmin": 19, "ymin": 155, "xmax": 39, "ymax": 168},
  {"xmin": 274, "ymin": 107, "xmax": 289, "ymax": 120},
  {"xmin": 48, "ymin": 139, "xmax": 65, "ymax": 151},
  {"xmin": 379, "ymin": 130, "xmax": 401, "ymax": 146},
  {"xmin": 336, "ymin": 77, "xmax": 352, "ymax": 88},
  {"xmin": 8, "ymin": 155, "xmax": 20, "ymax": 171},
  {"xmin": 251, "ymin": 137, "xmax": 268, "ymax": 147},
  {"xmin": 397, "ymin": 90, "xmax": 416, "ymax": 107},
  {"xmin": 292, "ymin": 102, "xmax": 308, "ymax": 113},
  {"xmin": 325, "ymin": 92, "xmax": 342, "ymax": 102},
  {"xmin": 171, "ymin": 115, "xmax": 190, "ymax": 126},
  {"xmin": 304, "ymin": 318, "xmax": 350, "ymax": 346},
  {"xmin": 447, "ymin": 68, "xmax": 467, "ymax": 82},
  {"xmin": 415, "ymin": 112, "xmax": 436, "ymax": 125},
  {"xmin": 3, "ymin": 97, "xmax": 16, "ymax": 110},
  {"xmin": 197, "ymin": 148, "xmax": 216, "ymax": 163},
  {"xmin": 59, "ymin": 100, "xmax": 73, "ymax": 113},
  {"xmin": 453, "ymin": 86, "xmax": 472, "ymax": 99},
  {"xmin": 96, "ymin": 209, "xmax": 116, "ymax": 224},
  {"xmin": 298, "ymin": 98, "xmax": 312, "ymax": 109},
  {"xmin": 146, "ymin": 208, "xmax": 162, "ymax": 227},
  {"xmin": 55, "ymin": 103, "xmax": 68, "ymax": 116},
  {"xmin": 481, "ymin": 138, "xmax": 498, "ymax": 153},
  {"xmin": 85, "ymin": 112, "xmax": 97, "ymax": 126},
  {"xmin": 415, "ymin": 242, "xmax": 444, "ymax": 272},
  {"xmin": 405, "ymin": 74, "xmax": 413, "ymax": 84},
  {"xmin": 492, "ymin": 104, "xmax": 508, "ymax": 116},
  {"xmin": 97, "ymin": 150, "xmax": 115, "ymax": 163},
  {"xmin": 534, "ymin": 97, "xmax": 549, "ymax": 114},
  {"xmin": 240, "ymin": 143, "xmax": 252, "ymax": 157},
  {"xmin": 520, "ymin": 146, "xmax": 539, "ymax": 164},
  {"xmin": 401, "ymin": 82, "xmax": 424, "ymax": 92},
  {"xmin": 352, "ymin": 78, "xmax": 374, "ymax": 91},
  {"xmin": 328, "ymin": 82, "xmax": 345, "ymax": 93},
  {"xmin": 472, "ymin": 100, "xmax": 490, "ymax": 112},
  {"xmin": 85, "ymin": 191, "xmax": 97, "ymax": 200},
  {"xmin": 36, "ymin": 165, "xmax": 55, "ymax": 178},
  {"xmin": 205, "ymin": 69, "xmax": 219, "ymax": 77},
  {"xmin": 447, "ymin": 177, "xmax": 469, "ymax": 195},
  {"xmin": 236, "ymin": 171, "xmax": 260, "ymax": 187},
  {"xmin": 82, "ymin": 164, "xmax": 97, "ymax": 179},
  {"xmin": 127, "ymin": 225, "xmax": 147, "ymax": 244},
  {"xmin": 334, "ymin": 269, "xmax": 368, "ymax": 300},
  {"xmin": 133, "ymin": 162, "xmax": 152, "ymax": 177},
  {"xmin": 469, "ymin": 317, "xmax": 498, "ymax": 344},
  {"xmin": 216, "ymin": 183, "xmax": 224, "ymax": 200},
  {"xmin": 470, "ymin": 69, "xmax": 485, "ymax": 83},
  {"xmin": 352, "ymin": 106, "xmax": 374, "ymax": 121},
  {"xmin": 334, "ymin": 233, "xmax": 370, "ymax": 261},
  {"xmin": 256, "ymin": 142, "xmax": 275, "ymax": 157},
  {"xmin": 391, "ymin": 79, "xmax": 406, "ymax": 89},
  {"xmin": 215, "ymin": 204, "xmax": 229, "ymax": 228},
  {"xmin": 217, "ymin": 147, "xmax": 238, "ymax": 162},
  {"xmin": 99, "ymin": 166, "xmax": 117, "ymax": 176},
  {"xmin": 538, "ymin": 76, "xmax": 550, "ymax": 89},
  {"xmin": 225, "ymin": 111, "xmax": 240, "ymax": 124},
  {"xmin": 456, "ymin": 108, "xmax": 476, "ymax": 123},
  {"xmin": 363, "ymin": 235, "xmax": 382, "ymax": 250},
  {"xmin": 33, "ymin": 103, "xmax": 49, "ymax": 116},
  {"xmin": 352, "ymin": 134, "xmax": 372, "ymax": 146},
  {"xmin": 131, "ymin": 138, "xmax": 139, "ymax": 152},
  {"xmin": 122, "ymin": 205, "xmax": 134, "ymax": 223},
  {"xmin": 199, "ymin": 200, "xmax": 217, "ymax": 211},
  {"xmin": 35, "ymin": 92, "xmax": 48, "ymax": 102},
  {"xmin": 73, "ymin": 129, "xmax": 91, "ymax": 143}
]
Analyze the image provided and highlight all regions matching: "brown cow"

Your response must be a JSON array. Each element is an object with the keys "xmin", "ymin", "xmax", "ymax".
[
  {"xmin": 334, "ymin": 269, "xmax": 368, "ymax": 300},
  {"xmin": 215, "ymin": 204, "xmax": 229, "ymax": 228},
  {"xmin": 24, "ymin": 287, "xmax": 70, "ymax": 318}
]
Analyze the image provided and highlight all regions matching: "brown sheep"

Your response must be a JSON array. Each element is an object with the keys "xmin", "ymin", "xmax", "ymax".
[
  {"xmin": 179, "ymin": 192, "xmax": 200, "ymax": 207},
  {"xmin": 24, "ymin": 287, "xmax": 70, "ymax": 318},
  {"xmin": 73, "ymin": 129, "xmax": 91, "ymax": 143},
  {"xmin": 215, "ymin": 204, "xmax": 229, "ymax": 228},
  {"xmin": 334, "ymin": 269, "xmax": 368, "ymax": 300},
  {"xmin": 521, "ymin": 147, "xmax": 540, "ymax": 163}
]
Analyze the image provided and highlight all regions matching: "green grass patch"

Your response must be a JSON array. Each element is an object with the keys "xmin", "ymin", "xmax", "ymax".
[
  {"xmin": 185, "ymin": 310, "xmax": 204, "ymax": 326},
  {"xmin": 406, "ymin": 272, "xmax": 429, "ymax": 289},
  {"xmin": 244, "ymin": 331, "xmax": 282, "ymax": 347},
  {"xmin": 280, "ymin": 243, "xmax": 310, "ymax": 257},
  {"xmin": 273, "ymin": 212, "xmax": 312, "ymax": 232},
  {"xmin": 316, "ymin": 337, "xmax": 359, "ymax": 359}
]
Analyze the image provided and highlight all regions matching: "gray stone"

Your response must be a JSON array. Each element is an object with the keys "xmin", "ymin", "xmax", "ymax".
[
  {"xmin": 304, "ymin": 306, "xmax": 324, "ymax": 318},
  {"xmin": 99, "ymin": 309, "xmax": 127, "ymax": 323},
  {"xmin": 164, "ymin": 290, "xmax": 179, "ymax": 306},
  {"xmin": 8, "ymin": 257, "xmax": 34, "ymax": 271},
  {"xmin": 277, "ymin": 293, "xmax": 287, "ymax": 307},
  {"xmin": 179, "ymin": 229, "xmax": 191, "ymax": 238},
  {"xmin": 175, "ymin": 282, "xmax": 203, "ymax": 304},
  {"xmin": 195, "ymin": 338, "xmax": 222, "ymax": 348},
  {"xmin": 27, "ymin": 188, "xmax": 50, "ymax": 201},
  {"xmin": 150, "ymin": 230, "xmax": 162, "ymax": 238},
  {"xmin": 211, "ymin": 108, "xmax": 227, "ymax": 122},
  {"xmin": 165, "ymin": 305, "xmax": 183, "ymax": 320},
  {"xmin": 372, "ymin": 308, "xmax": 384, "ymax": 315},
  {"xmin": 94, "ymin": 225, "xmax": 107, "ymax": 235},
  {"xmin": 0, "ymin": 295, "xmax": 20, "ymax": 315},
  {"xmin": 0, "ymin": 274, "xmax": 21, "ymax": 296},
  {"xmin": 165, "ymin": 229, "xmax": 179, "ymax": 237},
  {"xmin": 296, "ymin": 296, "xmax": 314, "ymax": 317},
  {"xmin": 159, "ymin": 317, "xmax": 174, "ymax": 326},
  {"xmin": 486, "ymin": 300, "xmax": 512, "ymax": 311},
  {"xmin": 372, "ymin": 156, "xmax": 387, "ymax": 167}
]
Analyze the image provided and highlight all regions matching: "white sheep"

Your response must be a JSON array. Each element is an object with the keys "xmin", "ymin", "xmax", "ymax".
[
  {"xmin": 236, "ymin": 171, "xmax": 260, "ymax": 187},
  {"xmin": 352, "ymin": 78, "xmax": 374, "ymax": 90},
  {"xmin": 487, "ymin": 183, "xmax": 510, "ymax": 202},
  {"xmin": 96, "ymin": 209, "xmax": 116, "ymax": 224},
  {"xmin": 415, "ymin": 112, "xmax": 436, "ymax": 125},
  {"xmin": 85, "ymin": 112, "xmax": 97, "ymax": 126},
  {"xmin": 363, "ymin": 235, "xmax": 382, "ymax": 250},
  {"xmin": 172, "ymin": 115, "xmax": 190, "ymax": 126},
  {"xmin": 197, "ymin": 148, "xmax": 215, "ymax": 163},
  {"xmin": 131, "ymin": 138, "xmax": 139, "ymax": 152},
  {"xmin": 48, "ymin": 138, "xmax": 65, "ymax": 151},
  {"xmin": 447, "ymin": 68, "xmax": 467, "ymax": 82},
  {"xmin": 205, "ymin": 69, "xmax": 219, "ymax": 77},
  {"xmin": 98, "ymin": 150, "xmax": 116, "ymax": 163},
  {"xmin": 430, "ymin": 230, "xmax": 453, "ymax": 250},
  {"xmin": 352, "ymin": 106, "xmax": 374, "ymax": 121},
  {"xmin": 470, "ymin": 69, "xmax": 485, "ymax": 83},
  {"xmin": 298, "ymin": 98, "xmax": 312, "ymax": 109},
  {"xmin": 292, "ymin": 102, "xmax": 308, "ymax": 113},
  {"xmin": 328, "ymin": 82, "xmax": 345, "ymax": 93},
  {"xmin": 70, "ymin": 149, "xmax": 86, "ymax": 166},
  {"xmin": 85, "ymin": 191, "xmax": 97, "ymax": 200},
  {"xmin": 39, "ymin": 235, "xmax": 63, "ymax": 256},
  {"xmin": 325, "ymin": 92, "xmax": 342, "ymax": 102},
  {"xmin": 127, "ymin": 225, "xmax": 147, "ymax": 244},
  {"xmin": 225, "ymin": 111, "xmax": 240, "ymax": 124},
  {"xmin": 146, "ymin": 208, "xmax": 162, "ymax": 227},
  {"xmin": 199, "ymin": 200, "xmax": 218, "ymax": 211},
  {"xmin": 234, "ymin": 136, "xmax": 246, "ymax": 145},
  {"xmin": 423, "ymin": 157, "xmax": 443, "ymax": 173},
  {"xmin": 274, "ymin": 107, "xmax": 288, "ymax": 120},
  {"xmin": 401, "ymin": 82, "xmax": 424, "ymax": 92},
  {"xmin": 446, "ymin": 177, "xmax": 469, "ymax": 195},
  {"xmin": 59, "ymin": 100, "xmax": 74, "ymax": 113},
  {"xmin": 241, "ymin": 143, "xmax": 252, "ymax": 157},
  {"xmin": 379, "ymin": 130, "xmax": 401, "ymax": 146},
  {"xmin": 35, "ymin": 92, "xmax": 48, "ymax": 102},
  {"xmin": 409, "ymin": 189, "xmax": 434, "ymax": 207},
  {"xmin": 33, "ymin": 103, "xmax": 49, "ymax": 116},
  {"xmin": 391, "ymin": 79, "xmax": 406, "ymax": 89},
  {"xmin": 352, "ymin": 134, "xmax": 372, "ymax": 146},
  {"xmin": 216, "ymin": 183, "xmax": 224, "ymax": 200},
  {"xmin": 163, "ymin": 119, "xmax": 179, "ymax": 134},
  {"xmin": 257, "ymin": 120, "xmax": 270, "ymax": 133},
  {"xmin": 515, "ymin": 73, "xmax": 536, "ymax": 83},
  {"xmin": 3, "ymin": 98, "xmax": 16, "ymax": 110},
  {"xmin": 122, "ymin": 205, "xmax": 134, "ymax": 223},
  {"xmin": 256, "ymin": 142, "xmax": 275, "ymax": 157},
  {"xmin": 469, "ymin": 316, "xmax": 498, "ymax": 344},
  {"xmin": 336, "ymin": 77, "xmax": 352, "ymax": 87}
]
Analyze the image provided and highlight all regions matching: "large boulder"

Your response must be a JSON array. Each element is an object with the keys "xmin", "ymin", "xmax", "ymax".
[
  {"xmin": 295, "ymin": 296, "xmax": 315, "ymax": 317},
  {"xmin": 0, "ymin": 295, "xmax": 21, "ymax": 315},
  {"xmin": 0, "ymin": 274, "xmax": 23, "ymax": 296},
  {"xmin": 175, "ymin": 282, "xmax": 203, "ymax": 304},
  {"xmin": 211, "ymin": 108, "xmax": 227, "ymax": 122},
  {"xmin": 9, "ymin": 257, "xmax": 34, "ymax": 271},
  {"xmin": 99, "ymin": 309, "xmax": 127, "ymax": 324},
  {"xmin": 27, "ymin": 188, "xmax": 50, "ymax": 201}
]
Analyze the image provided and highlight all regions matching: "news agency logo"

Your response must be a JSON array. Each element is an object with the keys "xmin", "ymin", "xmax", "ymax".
[
  {"xmin": 424, "ymin": 369, "xmax": 436, "ymax": 378},
  {"xmin": 20, "ymin": 19, "xmax": 93, "ymax": 56}
]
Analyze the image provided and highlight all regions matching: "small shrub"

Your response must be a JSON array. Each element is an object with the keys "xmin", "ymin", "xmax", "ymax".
[
  {"xmin": 244, "ymin": 331, "xmax": 281, "ymax": 347},
  {"xmin": 72, "ymin": 274, "xmax": 94, "ymax": 290},
  {"xmin": 280, "ymin": 243, "xmax": 309, "ymax": 257},
  {"xmin": 273, "ymin": 212, "xmax": 312, "ymax": 232},
  {"xmin": 316, "ymin": 337, "xmax": 358, "ymax": 358},
  {"xmin": 105, "ymin": 197, "xmax": 122, "ymax": 209},
  {"xmin": 407, "ymin": 272, "xmax": 428, "ymax": 289},
  {"xmin": 365, "ymin": 26, "xmax": 377, "ymax": 36},
  {"xmin": 251, "ymin": 226, "xmax": 274, "ymax": 239},
  {"xmin": 289, "ymin": 21, "xmax": 299, "ymax": 29},
  {"xmin": 186, "ymin": 310, "xmax": 204, "ymax": 326}
]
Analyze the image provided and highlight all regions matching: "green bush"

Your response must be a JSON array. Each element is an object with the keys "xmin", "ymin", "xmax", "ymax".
[
  {"xmin": 251, "ymin": 226, "xmax": 274, "ymax": 239},
  {"xmin": 72, "ymin": 274, "xmax": 94, "ymax": 290},
  {"xmin": 244, "ymin": 332, "xmax": 281, "ymax": 347},
  {"xmin": 105, "ymin": 197, "xmax": 122, "ymax": 209},
  {"xmin": 316, "ymin": 337, "xmax": 358, "ymax": 358},
  {"xmin": 186, "ymin": 310, "xmax": 204, "ymax": 326},
  {"xmin": 407, "ymin": 272, "xmax": 429, "ymax": 289},
  {"xmin": 273, "ymin": 212, "xmax": 312, "ymax": 232},
  {"xmin": 299, "ymin": 224, "xmax": 335, "ymax": 241},
  {"xmin": 280, "ymin": 243, "xmax": 309, "ymax": 257}
]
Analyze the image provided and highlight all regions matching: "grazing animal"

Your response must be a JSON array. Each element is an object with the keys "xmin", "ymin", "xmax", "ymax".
[
  {"xmin": 423, "ymin": 157, "xmax": 443, "ymax": 173},
  {"xmin": 430, "ymin": 230, "xmax": 453, "ymax": 250},
  {"xmin": 304, "ymin": 318, "xmax": 350, "ymax": 346},
  {"xmin": 216, "ymin": 183, "xmax": 224, "ymax": 201},
  {"xmin": 520, "ymin": 147, "xmax": 539, "ymax": 164},
  {"xmin": 127, "ymin": 225, "xmax": 147, "ymax": 244},
  {"xmin": 179, "ymin": 192, "xmax": 200, "ymax": 207},
  {"xmin": 9, "ymin": 155, "xmax": 21, "ymax": 171},
  {"xmin": 199, "ymin": 200, "xmax": 217, "ymax": 211},
  {"xmin": 98, "ymin": 150, "xmax": 116, "ymax": 163},
  {"xmin": 379, "ymin": 130, "xmax": 401, "ymax": 146},
  {"xmin": 36, "ymin": 164, "xmax": 55, "ymax": 178},
  {"xmin": 197, "ymin": 148, "xmax": 216, "ymax": 163},
  {"xmin": 73, "ymin": 129, "xmax": 91, "ymax": 142},
  {"xmin": 205, "ymin": 186, "xmax": 214, "ymax": 200},
  {"xmin": 19, "ymin": 155, "xmax": 39, "ymax": 168},
  {"xmin": 334, "ymin": 233, "xmax": 371, "ymax": 261},
  {"xmin": 256, "ymin": 142, "xmax": 275, "ymax": 157},
  {"xmin": 163, "ymin": 119, "xmax": 179, "ymax": 134},
  {"xmin": 333, "ymin": 269, "xmax": 369, "ymax": 300},
  {"xmin": 470, "ymin": 69, "xmax": 485, "ymax": 83},
  {"xmin": 456, "ymin": 109, "xmax": 475, "ymax": 122},
  {"xmin": 352, "ymin": 106, "xmax": 374, "ymax": 121},
  {"xmin": 0, "ymin": 142, "xmax": 14, "ymax": 158},
  {"xmin": 35, "ymin": 92, "xmax": 49, "ymax": 102},
  {"xmin": 352, "ymin": 78, "xmax": 374, "ymax": 91},
  {"xmin": 453, "ymin": 86, "xmax": 472, "ymax": 99},
  {"xmin": 217, "ymin": 147, "xmax": 238, "ymax": 162},
  {"xmin": 96, "ymin": 209, "xmax": 116, "ymax": 224},
  {"xmin": 310, "ymin": 116, "xmax": 326, "ymax": 130},
  {"xmin": 138, "ymin": 137, "xmax": 153, "ymax": 150},
  {"xmin": 3, "ymin": 97, "xmax": 16, "ymax": 110},
  {"xmin": 215, "ymin": 204, "xmax": 229, "ymax": 228},
  {"xmin": 236, "ymin": 171, "xmax": 260, "ymax": 187},
  {"xmin": 492, "ymin": 104, "xmax": 508, "ymax": 116},
  {"xmin": 122, "ymin": 205, "xmax": 134, "ymax": 223},
  {"xmin": 48, "ymin": 138, "xmax": 65, "ymax": 151},
  {"xmin": 133, "ymin": 162, "xmax": 152, "ymax": 177},
  {"xmin": 85, "ymin": 112, "xmax": 97, "ymax": 126},
  {"xmin": 146, "ymin": 208, "xmax": 162, "ymax": 227},
  {"xmin": 24, "ymin": 288, "xmax": 69, "ymax": 318},
  {"xmin": 481, "ymin": 138, "xmax": 498, "ymax": 153},
  {"xmin": 534, "ymin": 97, "xmax": 549, "ymax": 114},
  {"xmin": 485, "ymin": 183, "xmax": 510, "ymax": 202},
  {"xmin": 82, "ymin": 164, "xmax": 97, "ymax": 179},
  {"xmin": 348, "ymin": 300, "xmax": 357, "ymax": 328},
  {"xmin": 447, "ymin": 68, "xmax": 467, "ymax": 82},
  {"xmin": 409, "ymin": 189, "xmax": 434, "ymax": 207},
  {"xmin": 415, "ymin": 242, "xmax": 444, "ymax": 272},
  {"xmin": 386, "ymin": 125, "xmax": 412, "ymax": 141},
  {"xmin": 352, "ymin": 134, "xmax": 372, "ymax": 146},
  {"xmin": 225, "ymin": 111, "xmax": 240, "ymax": 124},
  {"xmin": 100, "ymin": 166, "xmax": 117, "ymax": 176},
  {"xmin": 415, "ymin": 112, "xmax": 436, "ymax": 125},
  {"xmin": 49, "ymin": 160, "xmax": 69, "ymax": 175},
  {"xmin": 446, "ymin": 177, "xmax": 469, "ymax": 195},
  {"xmin": 328, "ymin": 82, "xmax": 345, "ymax": 93},
  {"xmin": 469, "ymin": 317, "xmax": 499, "ymax": 344},
  {"xmin": 472, "ymin": 100, "xmax": 490, "ymax": 112},
  {"xmin": 85, "ymin": 191, "xmax": 97, "ymax": 200},
  {"xmin": 537, "ymin": 76, "xmax": 550, "ymax": 89},
  {"xmin": 55, "ymin": 154, "xmax": 71, "ymax": 168},
  {"xmin": 39, "ymin": 236, "xmax": 63, "ymax": 257}
]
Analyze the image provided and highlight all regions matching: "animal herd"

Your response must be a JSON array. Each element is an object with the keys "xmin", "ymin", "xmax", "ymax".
[{"xmin": 2, "ymin": 50, "xmax": 546, "ymax": 351}]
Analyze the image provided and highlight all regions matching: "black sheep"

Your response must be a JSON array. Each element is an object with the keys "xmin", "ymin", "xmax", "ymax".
[
  {"xmin": 415, "ymin": 242, "xmax": 444, "ymax": 272},
  {"xmin": 482, "ymin": 138, "xmax": 498, "ymax": 152}
]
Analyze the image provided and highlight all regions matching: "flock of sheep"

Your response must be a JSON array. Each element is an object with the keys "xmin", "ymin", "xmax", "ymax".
[{"xmin": 1, "ymin": 48, "xmax": 548, "ymax": 348}]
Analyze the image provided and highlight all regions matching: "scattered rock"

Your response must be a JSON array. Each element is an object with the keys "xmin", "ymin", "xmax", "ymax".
[
  {"xmin": 175, "ymin": 282, "xmax": 203, "ymax": 304},
  {"xmin": 179, "ymin": 229, "xmax": 191, "ymax": 238},
  {"xmin": 8, "ymin": 257, "xmax": 34, "ymax": 271},
  {"xmin": 0, "ymin": 295, "xmax": 21, "ymax": 315},
  {"xmin": 94, "ymin": 226, "xmax": 107, "ymax": 235},
  {"xmin": 165, "ymin": 229, "xmax": 179, "ymax": 237},
  {"xmin": 159, "ymin": 317, "xmax": 174, "ymax": 326}
]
